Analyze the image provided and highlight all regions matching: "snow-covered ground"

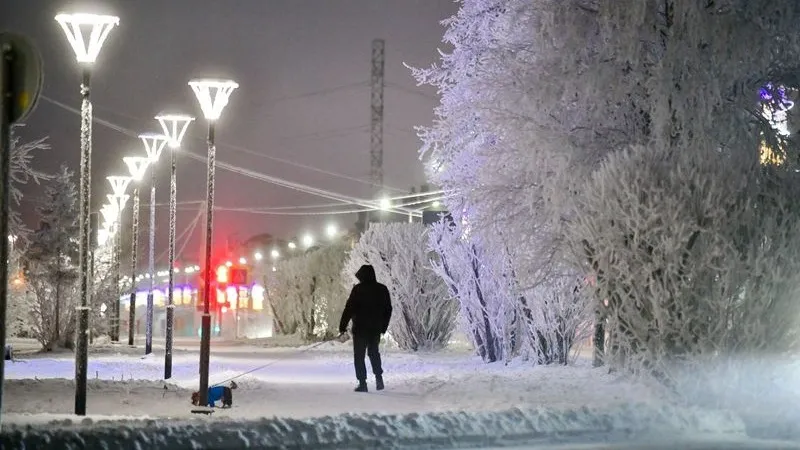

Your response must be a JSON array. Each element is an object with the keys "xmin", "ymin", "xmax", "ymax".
[{"xmin": 1, "ymin": 339, "xmax": 668, "ymax": 422}]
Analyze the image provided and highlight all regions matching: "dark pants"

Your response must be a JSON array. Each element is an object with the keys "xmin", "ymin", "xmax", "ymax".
[
  {"xmin": 222, "ymin": 386, "xmax": 233, "ymax": 407},
  {"xmin": 353, "ymin": 333, "xmax": 383, "ymax": 381}
]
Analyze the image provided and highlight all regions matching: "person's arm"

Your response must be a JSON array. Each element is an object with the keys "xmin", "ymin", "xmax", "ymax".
[
  {"xmin": 382, "ymin": 286, "xmax": 393, "ymax": 334},
  {"xmin": 339, "ymin": 287, "xmax": 357, "ymax": 334}
]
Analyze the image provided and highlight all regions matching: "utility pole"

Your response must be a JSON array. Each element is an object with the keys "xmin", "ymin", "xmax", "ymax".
[{"xmin": 368, "ymin": 39, "xmax": 385, "ymax": 226}]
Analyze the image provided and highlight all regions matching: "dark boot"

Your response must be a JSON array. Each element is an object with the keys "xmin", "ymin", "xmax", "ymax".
[
  {"xmin": 354, "ymin": 380, "xmax": 368, "ymax": 392},
  {"xmin": 375, "ymin": 375, "xmax": 384, "ymax": 391}
]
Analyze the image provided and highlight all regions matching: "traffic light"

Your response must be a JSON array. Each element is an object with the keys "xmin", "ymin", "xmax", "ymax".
[{"xmin": 230, "ymin": 267, "xmax": 247, "ymax": 285}]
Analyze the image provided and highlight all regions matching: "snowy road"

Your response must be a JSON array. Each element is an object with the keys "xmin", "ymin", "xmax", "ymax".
[{"xmin": 1, "ymin": 340, "xmax": 667, "ymax": 422}]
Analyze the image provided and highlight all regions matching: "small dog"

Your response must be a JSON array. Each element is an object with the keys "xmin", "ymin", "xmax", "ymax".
[{"xmin": 191, "ymin": 381, "xmax": 238, "ymax": 408}]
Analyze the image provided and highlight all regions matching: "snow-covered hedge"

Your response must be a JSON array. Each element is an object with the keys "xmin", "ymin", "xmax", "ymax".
[
  {"xmin": 570, "ymin": 145, "xmax": 800, "ymax": 377},
  {"xmin": 0, "ymin": 403, "xmax": 746, "ymax": 450},
  {"xmin": 344, "ymin": 223, "xmax": 456, "ymax": 351}
]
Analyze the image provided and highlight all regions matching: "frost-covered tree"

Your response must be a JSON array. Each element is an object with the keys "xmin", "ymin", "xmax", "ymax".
[
  {"xmin": 428, "ymin": 217, "xmax": 518, "ymax": 362},
  {"xmin": 429, "ymin": 216, "xmax": 589, "ymax": 364},
  {"xmin": 9, "ymin": 127, "xmax": 50, "ymax": 238},
  {"xmin": 24, "ymin": 165, "xmax": 79, "ymax": 350},
  {"xmin": 268, "ymin": 242, "xmax": 349, "ymax": 340},
  {"xmin": 415, "ymin": 0, "xmax": 800, "ymax": 378},
  {"xmin": 344, "ymin": 223, "xmax": 456, "ymax": 351}
]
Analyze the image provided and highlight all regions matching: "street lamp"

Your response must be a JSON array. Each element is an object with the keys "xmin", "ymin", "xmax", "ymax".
[
  {"xmin": 254, "ymin": 251, "xmax": 263, "ymax": 261},
  {"xmin": 55, "ymin": 11, "xmax": 119, "ymax": 417},
  {"xmin": 270, "ymin": 249, "xmax": 279, "ymax": 260},
  {"xmin": 302, "ymin": 234, "xmax": 314, "ymax": 249},
  {"xmin": 139, "ymin": 133, "xmax": 168, "ymax": 356},
  {"xmin": 106, "ymin": 176, "xmax": 130, "ymax": 342},
  {"xmin": 123, "ymin": 156, "xmax": 149, "ymax": 346},
  {"xmin": 325, "ymin": 224, "xmax": 338, "ymax": 239},
  {"xmin": 189, "ymin": 78, "xmax": 238, "ymax": 407},
  {"xmin": 156, "ymin": 113, "xmax": 194, "ymax": 380}
]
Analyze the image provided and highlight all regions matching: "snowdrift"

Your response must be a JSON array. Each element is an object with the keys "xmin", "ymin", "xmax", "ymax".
[{"xmin": 1, "ymin": 403, "xmax": 744, "ymax": 449}]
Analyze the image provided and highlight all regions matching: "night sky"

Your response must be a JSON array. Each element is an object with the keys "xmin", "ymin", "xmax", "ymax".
[{"xmin": 0, "ymin": 0, "xmax": 454, "ymax": 264}]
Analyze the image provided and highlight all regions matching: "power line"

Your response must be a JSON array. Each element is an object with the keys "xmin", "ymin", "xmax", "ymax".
[
  {"xmin": 40, "ymin": 94, "xmax": 406, "ymax": 194},
  {"xmin": 41, "ymin": 96, "xmax": 424, "ymax": 217}
]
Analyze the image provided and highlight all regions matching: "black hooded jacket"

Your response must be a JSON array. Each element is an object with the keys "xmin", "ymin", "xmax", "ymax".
[{"xmin": 339, "ymin": 265, "xmax": 393, "ymax": 336}]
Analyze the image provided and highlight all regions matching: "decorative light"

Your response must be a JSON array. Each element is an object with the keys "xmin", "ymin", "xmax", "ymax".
[
  {"xmin": 100, "ymin": 205, "xmax": 117, "ymax": 224},
  {"xmin": 270, "ymin": 249, "xmax": 279, "ymax": 259},
  {"xmin": 97, "ymin": 228, "xmax": 111, "ymax": 246},
  {"xmin": 155, "ymin": 114, "xmax": 195, "ymax": 149},
  {"xmin": 54, "ymin": 13, "xmax": 119, "ymax": 64},
  {"xmin": 254, "ymin": 251, "xmax": 263, "ymax": 261},
  {"xmin": 325, "ymin": 224, "xmax": 338, "ymax": 238},
  {"xmin": 106, "ymin": 176, "xmax": 131, "ymax": 196},
  {"xmin": 123, "ymin": 156, "xmax": 150, "ymax": 181},
  {"xmin": 188, "ymin": 79, "xmax": 239, "ymax": 121},
  {"xmin": 139, "ymin": 133, "xmax": 169, "ymax": 163},
  {"xmin": 107, "ymin": 194, "xmax": 129, "ymax": 213}
]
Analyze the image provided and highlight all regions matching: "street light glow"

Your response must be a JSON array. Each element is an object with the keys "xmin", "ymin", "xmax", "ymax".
[
  {"xmin": 288, "ymin": 241, "xmax": 297, "ymax": 250},
  {"xmin": 225, "ymin": 261, "xmax": 233, "ymax": 267},
  {"xmin": 139, "ymin": 133, "xmax": 169, "ymax": 163},
  {"xmin": 432, "ymin": 200, "xmax": 441, "ymax": 208},
  {"xmin": 123, "ymin": 156, "xmax": 150, "ymax": 181},
  {"xmin": 55, "ymin": 13, "xmax": 119, "ymax": 64},
  {"xmin": 379, "ymin": 197, "xmax": 391, "ymax": 211},
  {"xmin": 156, "ymin": 114, "xmax": 195, "ymax": 149},
  {"xmin": 106, "ymin": 176, "xmax": 131, "ymax": 196},
  {"xmin": 271, "ymin": 249, "xmax": 280, "ymax": 259},
  {"xmin": 302, "ymin": 234, "xmax": 314, "ymax": 248},
  {"xmin": 254, "ymin": 252, "xmax": 263, "ymax": 261},
  {"xmin": 239, "ymin": 257, "xmax": 247, "ymax": 265},
  {"xmin": 188, "ymin": 79, "xmax": 239, "ymax": 121},
  {"xmin": 107, "ymin": 194, "xmax": 129, "ymax": 213},
  {"xmin": 326, "ymin": 224, "xmax": 338, "ymax": 238}
]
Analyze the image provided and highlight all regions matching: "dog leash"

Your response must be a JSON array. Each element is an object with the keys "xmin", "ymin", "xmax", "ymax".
[{"xmin": 209, "ymin": 333, "xmax": 344, "ymax": 387}]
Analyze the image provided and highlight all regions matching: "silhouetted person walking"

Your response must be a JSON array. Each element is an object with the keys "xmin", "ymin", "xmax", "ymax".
[{"xmin": 339, "ymin": 264, "xmax": 393, "ymax": 392}]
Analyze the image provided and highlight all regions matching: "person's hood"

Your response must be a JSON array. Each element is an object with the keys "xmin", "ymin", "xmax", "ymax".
[{"xmin": 355, "ymin": 265, "xmax": 377, "ymax": 283}]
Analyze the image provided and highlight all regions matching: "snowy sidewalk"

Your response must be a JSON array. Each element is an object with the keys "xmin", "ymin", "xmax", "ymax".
[{"xmin": 1, "ymin": 343, "xmax": 669, "ymax": 423}]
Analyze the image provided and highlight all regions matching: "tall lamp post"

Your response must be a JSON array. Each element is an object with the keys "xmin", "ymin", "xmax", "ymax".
[
  {"xmin": 155, "ymin": 113, "xmax": 194, "ymax": 379},
  {"xmin": 123, "ymin": 156, "xmax": 149, "ymax": 346},
  {"xmin": 139, "ymin": 133, "xmax": 168, "ymax": 355},
  {"xmin": 106, "ymin": 176, "xmax": 131, "ymax": 342},
  {"xmin": 55, "ymin": 11, "xmax": 119, "ymax": 416},
  {"xmin": 189, "ymin": 78, "xmax": 238, "ymax": 406}
]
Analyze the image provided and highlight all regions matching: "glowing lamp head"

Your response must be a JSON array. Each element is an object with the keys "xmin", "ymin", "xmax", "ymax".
[
  {"xmin": 239, "ymin": 257, "xmax": 247, "ymax": 265},
  {"xmin": 325, "ymin": 224, "xmax": 338, "ymax": 238},
  {"xmin": 106, "ymin": 176, "xmax": 131, "ymax": 196},
  {"xmin": 288, "ymin": 242, "xmax": 297, "ymax": 250},
  {"xmin": 254, "ymin": 252, "xmax": 263, "ymax": 261},
  {"xmin": 123, "ymin": 156, "xmax": 150, "ymax": 181},
  {"xmin": 188, "ymin": 79, "xmax": 239, "ymax": 121},
  {"xmin": 107, "ymin": 194, "xmax": 129, "ymax": 213},
  {"xmin": 270, "ymin": 249, "xmax": 279, "ymax": 259},
  {"xmin": 139, "ymin": 133, "xmax": 169, "ymax": 163},
  {"xmin": 55, "ymin": 13, "xmax": 119, "ymax": 64},
  {"xmin": 156, "ymin": 114, "xmax": 195, "ymax": 149},
  {"xmin": 379, "ymin": 197, "xmax": 391, "ymax": 211},
  {"xmin": 302, "ymin": 234, "xmax": 314, "ymax": 248}
]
